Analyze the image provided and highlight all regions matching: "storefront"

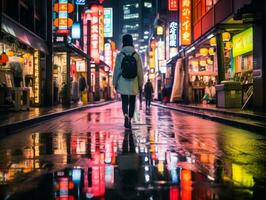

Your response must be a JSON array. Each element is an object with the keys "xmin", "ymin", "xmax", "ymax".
[
  {"xmin": 231, "ymin": 27, "xmax": 253, "ymax": 106},
  {"xmin": 185, "ymin": 34, "xmax": 218, "ymax": 104},
  {"xmin": 53, "ymin": 43, "xmax": 90, "ymax": 105},
  {"xmin": 0, "ymin": 14, "xmax": 48, "ymax": 111}
]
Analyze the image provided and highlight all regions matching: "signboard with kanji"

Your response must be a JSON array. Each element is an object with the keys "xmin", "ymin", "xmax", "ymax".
[
  {"xmin": 180, "ymin": 0, "xmax": 191, "ymax": 46},
  {"xmin": 168, "ymin": 0, "xmax": 178, "ymax": 11},
  {"xmin": 169, "ymin": 22, "xmax": 178, "ymax": 47},
  {"xmin": 104, "ymin": 8, "xmax": 113, "ymax": 38},
  {"xmin": 91, "ymin": 5, "xmax": 100, "ymax": 63}
]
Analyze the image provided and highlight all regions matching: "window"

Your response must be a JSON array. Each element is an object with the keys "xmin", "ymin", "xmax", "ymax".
[{"xmin": 144, "ymin": 2, "xmax": 152, "ymax": 8}]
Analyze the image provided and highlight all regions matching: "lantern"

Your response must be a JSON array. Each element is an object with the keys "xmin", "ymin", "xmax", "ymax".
[
  {"xmin": 150, "ymin": 40, "xmax": 157, "ymax": 49},
  {"xmin": 199, "ymin": 48, "xmax": 208, "ymax": 56},
  {"xmin": 222, "ymin": 32, "xmax": 231, "ymax": 42},
  {"xmin": 209, "ymin": 48, "xmax": 215, "ymax": 55},
  {"xmin": 1, "ymin": 52, "xmax": 9, "ymax": 66},
  {"xmin": 225, "ymin": 42, "xmax": 232, "ymax": 50},
  {"xmin": 199, "ymin": 60, "xmax": 207, "ymax": 66},
  {"xmin": 7, "ymin": 51, "xmax": 14, "ymax": 57},
  {"xmin": 209, "ymin": 37, "xmax": 216, "ymax": 46},
  {"xmin": 207, "ymin": 58, "xmax": 213, "ymax": 65},
  {"xmin": 191, "ymin": 60, "xmax": 198, "ymax": 66},
  {"xmin": 19, "ymin": 57, "xmax": 25, "ymax": 63},
  {"xmin": 157, "ymin": 26, "xmax": 163, "ymax": 35}
]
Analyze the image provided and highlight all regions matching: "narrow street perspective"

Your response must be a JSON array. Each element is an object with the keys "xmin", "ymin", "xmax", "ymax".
[
  {"xmin": 0, "ymin": 102, "xmax": 266, "ymax": 200},
  {"xmin": 1, "ymin": 0, "xmax": 266, "ymax": 199}
]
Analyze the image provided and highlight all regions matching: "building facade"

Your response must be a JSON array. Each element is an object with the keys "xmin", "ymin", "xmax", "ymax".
[
  {"xmin": 0, "ymin": 0, "xmax": 53, "ymax": 110},
  {"xmin": 169, "ymin": 0, "xmax": 266, "ymax": 111}
]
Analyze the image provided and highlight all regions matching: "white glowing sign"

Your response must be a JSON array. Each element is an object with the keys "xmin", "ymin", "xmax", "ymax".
[
  {"xmin": 104, "ymin": 8, "xmax": 113, "ymax": 38},
  {"xmin": 169, "ymin": 22, "xmax": 178, "ymax": 47}
]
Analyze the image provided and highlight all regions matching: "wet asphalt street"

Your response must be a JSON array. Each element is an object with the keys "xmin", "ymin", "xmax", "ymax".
[{"xmin": 0, "ymin": 102, "xmax": 266, "ymax": 200}]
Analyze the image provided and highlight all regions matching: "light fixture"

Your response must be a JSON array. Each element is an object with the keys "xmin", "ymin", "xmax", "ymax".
[
  {"xmin": 207, "ymin": 34, "xmax": 215, "ymax": 39},
  {"xmin": 199, "ymin": 48, "xmax": 208, "ymax": 56},
  {"xmin": 209, "ymin": 47, "xmax": 215, "ymax": 55},
  {"xmin": 209, "ymin": 37, "xmax": 216, "ymax": 46},
  {"xmin": 186, "ymin": 46, "xmax": 195, "ymax": 54},
  {"xmin": 222, "ymin": 32, "xmax": 231, "ymax": 42},
  {"xmin": 225, "ymin": 42, "xmax": 232, "ymax": 50},
  {"xmin": 207, "ymin": 58, "xmax": 213, "ymax": 64},
  {"xmin": 199, "ymin": 60, "xmax": 207, "ymax": 66}
]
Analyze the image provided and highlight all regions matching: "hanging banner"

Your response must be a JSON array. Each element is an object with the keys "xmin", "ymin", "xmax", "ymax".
[
  {"xmin": 180, "ymin": 0, "xmax": 191, "ymax": 46},
  {"xmin": 168, "ymin": 0, "xmax": 178, "ymax": 11}
]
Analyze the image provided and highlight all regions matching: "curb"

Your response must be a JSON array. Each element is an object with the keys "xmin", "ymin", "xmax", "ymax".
[
  {"xmin": 178, "ymin": 104, "xmax": 266, "ymax": 122},
  {"xmin": 152, "ymin": 103, "xmax": 266, "ymax": 133},
  {"xmin": 0, "ymin": 101, "xmax": 115, "ymax": 137}
]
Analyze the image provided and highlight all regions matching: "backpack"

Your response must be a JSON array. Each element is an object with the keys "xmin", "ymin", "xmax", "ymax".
[{"xmin": 121, "ymin": 52, "xmax": 138, "ymax": 79}]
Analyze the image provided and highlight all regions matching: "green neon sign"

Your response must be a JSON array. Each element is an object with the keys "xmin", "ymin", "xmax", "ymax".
[{"xmin": 232, "ymin": 27, "xmax": 253, "ymax": 57}]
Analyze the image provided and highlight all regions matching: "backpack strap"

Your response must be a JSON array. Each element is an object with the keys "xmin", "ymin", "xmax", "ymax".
[
  {"xmin": 122, "ymin": 52, "xmax": 127, "ymax": 57},
  {"xmin": 131, "ymin": 52, "xmax": 136, "ymax": 56}
]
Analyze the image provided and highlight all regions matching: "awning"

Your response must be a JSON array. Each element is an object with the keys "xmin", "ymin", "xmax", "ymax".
[{"xmin": 1, "ymin": 14, "xmax": 49, "ymax": 54}]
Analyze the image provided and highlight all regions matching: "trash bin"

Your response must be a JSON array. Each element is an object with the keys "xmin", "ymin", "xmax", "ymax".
[{"xmin": 216, "ymin": 81, "xmax": 242, "ymax": 108}]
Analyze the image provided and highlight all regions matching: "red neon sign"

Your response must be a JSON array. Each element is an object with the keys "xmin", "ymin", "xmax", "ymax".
[
  {"xmin": 181, "ymin": 0, "xmax": 192, "ymax": 45},
  {"xmin": 168, "ymin": 0, "xmax": 178, "ymax": 11},
  {"xmin": 90, "ymin": 5, "xmax": 100, "ymax": 64}
]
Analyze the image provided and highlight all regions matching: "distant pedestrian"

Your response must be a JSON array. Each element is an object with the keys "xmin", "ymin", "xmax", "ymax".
[
  {"xmin": 144, "ymin": 79, "xmax": 153, "ymax": 110},
  {"xmin": 113, "ymin": 34, "xmax": 144, "ymax": 129}
]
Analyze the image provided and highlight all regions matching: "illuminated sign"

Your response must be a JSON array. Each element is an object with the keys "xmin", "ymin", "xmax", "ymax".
[
  {"xmin": 91, "ymin": 5, "xmax": 100, "ymax": 63},
  {"xmin": 181, "ymin": 0, "xmax": 191, "ymax": 46},
  {"xmin": 157, "ymin": 41, "xmax": 165, "ymax": 61},
  {"xmin": 168, "ymin": 0, "xmax": 178, "ymax": 11},
  {"xmin": 82, "ymin": 11, "xmax": 91, "ymax": 54},
  {"xmin": 53, "ymin": 0, "xmax": 74, "ymax": 34},
  {"xmin": 169, "ymin": 22, "xmax": 178, "ymax": 47},
  {"xmin": 104, "ymin": 8, "xmax": 113, "ymax": 38},
  {"xmin": 104, "ymin": 43, "xmax": 113, "ymax": 70},
  {"xmin": 71, "ymin": 22, "xmax": 81, "ymax": 39},
  {"xmin": 232, "ymin": 27, "xmax": 253, "ymax": 57},
  {"xmin": 75, "ymin": 0, "xmax": 86, "ymax": 5},
  {"xmin": 98, "ymin": 5, "xmax": 105, "ymax": 57}
]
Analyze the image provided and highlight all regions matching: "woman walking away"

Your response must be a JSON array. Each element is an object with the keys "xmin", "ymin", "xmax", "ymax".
[{"xmin": 113, "ymin": 34, "xmax": 144, "ymax": 129}]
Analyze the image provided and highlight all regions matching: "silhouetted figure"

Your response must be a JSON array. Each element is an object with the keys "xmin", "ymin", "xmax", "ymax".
[{"xmin": 144, "ymin": 79, "xmax": 153, "ymax": 110}]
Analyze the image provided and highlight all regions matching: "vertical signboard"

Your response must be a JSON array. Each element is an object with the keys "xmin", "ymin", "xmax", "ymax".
[
  {"xmin": 168, "ymin": 0, "xmax": 178, "ymax": 11},
  {"xmin": 169, "ymin": 22, "xmax": 178, "ymax": 47},
  {"xmin": 104, "ymin": 8, "xmax": 113, "ymax": 38},
  {"xmin": 180, "ymin": 0, "xmax": 191, "ymax": 46},
  {"xmin": 90, "ymin": 5, "xmax": 100, "ymax": 63},
  {"xmin": 98, "ymin": 5, "xmax": 105, "ymax": 59},
  {"xmin": 104, "ymin": 43, "xmax": 113, "ymax": 70},
  {"xmin": 53, "ymin": 0, "xmax": 74, "ymax": 34}
]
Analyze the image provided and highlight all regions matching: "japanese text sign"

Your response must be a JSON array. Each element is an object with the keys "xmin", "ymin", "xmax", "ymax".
[
  {"xmin": 181, "ymin": 0, "xmax": 191, "ymax": 45},
  {"xmin": 168, "ymin": 0, "xmax": 178, "ymax": 11}
]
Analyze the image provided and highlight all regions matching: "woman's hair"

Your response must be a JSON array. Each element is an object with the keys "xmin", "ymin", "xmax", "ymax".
[{"xmin": 122, "ymin": 34, "xmax": 133, "ymax": 47}]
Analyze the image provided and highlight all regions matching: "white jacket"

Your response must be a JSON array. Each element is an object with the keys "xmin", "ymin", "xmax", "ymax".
[{"xmin": 112, "ymin": 46, "xmax": 144, "ymax": 95}]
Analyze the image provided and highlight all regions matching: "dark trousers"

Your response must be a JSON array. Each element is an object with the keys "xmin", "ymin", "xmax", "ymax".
[
  {"xmin": 121, "ymin": 95, "xmax": 136, "ymax": 118},
  {"xmin": 145, "ymin": 95, "xmax": 152, "ymax": 108}
]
